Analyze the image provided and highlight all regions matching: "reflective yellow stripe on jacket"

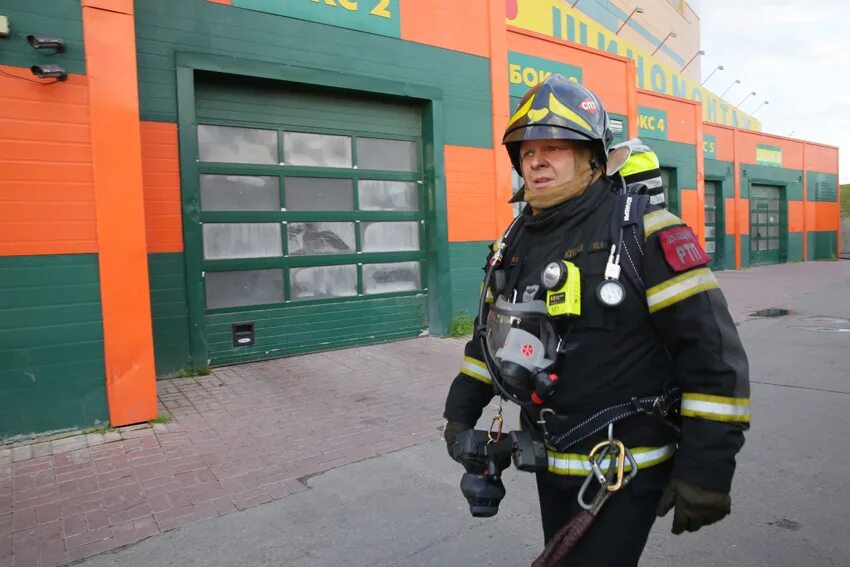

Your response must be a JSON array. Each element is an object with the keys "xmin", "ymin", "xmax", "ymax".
[
  {"xmin": 460, "ymin": 356, "xmax": 492, "ymax": 384},
  {"xmin": 547, "ymin": 444, "xmax": 675, "ymax": 476},
  {"xmin": 643, "ymin": 209, "xmax": 681, "ymax": 240},
  {"xmin": 681, "ymin": 393, "xmax": 751, "ymax": 423},
  {"xmin": 646, "ymin": 268, "xmax": 719, "ymax": 313}
]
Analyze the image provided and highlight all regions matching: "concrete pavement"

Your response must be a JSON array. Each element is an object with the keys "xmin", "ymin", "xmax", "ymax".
[{"xmin": 3, "ymin": 260, "xmax": 850, "ymax": 566}]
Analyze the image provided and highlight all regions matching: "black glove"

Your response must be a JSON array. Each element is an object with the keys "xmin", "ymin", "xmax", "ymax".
[
  {"xmin": 656, "ymin": 478, "xmax": 731, "ymax": 534},
  {"xmin": 443, "ymin": 421, "xmax": 471, "ymax": 459}
]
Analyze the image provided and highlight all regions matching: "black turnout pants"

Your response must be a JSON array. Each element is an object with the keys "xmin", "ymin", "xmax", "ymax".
[{"xmin": 535, "ymin": 462, "xmax": 671, "ymax": 567}]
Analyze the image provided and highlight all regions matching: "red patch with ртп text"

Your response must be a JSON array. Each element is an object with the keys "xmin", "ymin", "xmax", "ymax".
[{"xmin": 658, "ymin": 226, "xmax": 710, "ymax": 272}]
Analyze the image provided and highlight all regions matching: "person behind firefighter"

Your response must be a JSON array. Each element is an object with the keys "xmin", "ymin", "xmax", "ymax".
[
  {"xmin": 611, "ymin": 137, "xmax": 667, "ymax": 208},
  {"xmin": 442, "ymin": 74, "xmax": 750, "ymax": 566}
]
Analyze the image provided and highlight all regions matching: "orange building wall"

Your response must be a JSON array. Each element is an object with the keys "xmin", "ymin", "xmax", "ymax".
[
  {"xmin": 636, "ymin": 90, "xmax": 698, "ymax": 146},
  {"xmin": 445, "ymin": 146, "xmax": 499, "ymax": 242},
  {"xmin": 140, "ymin": 121, "xmax": 183, "ymax": 253},
  {"xmin": 400, "ymin": 0, "xmax": 490, "ymax": 57},
  {"xmin": 805, "ymin": 143, "xmax": 839, "ymax": 173},
  {"xmin": 736, "ymin": 130, "xmax": 803, "ymax": 169},
  {"xmin": 506, "ymin": 28, "xmax": 632, "ymax": 116},
  {"xmin": 807, "ymin": 202, "xmax": 840, "ymax": 232},
  {"xmin": 703, "ymin": 124, "xmax": 735, "ymax": 162},
  {"xmin": 0, "ymin": 67, "xmax": 97, "ymax": 256}
]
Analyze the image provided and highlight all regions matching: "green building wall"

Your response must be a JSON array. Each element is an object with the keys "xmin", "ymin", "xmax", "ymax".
[
  {"xmin": 148, "ymin": 253, "xmax": 192, "ymax": 376},
  {"xmin": 0, "ymin": 1, "xmax": 110, "ymax": 438},
  {"xmin": 0, "ymin": 256, "xmax": 109, "ymax": 438}
]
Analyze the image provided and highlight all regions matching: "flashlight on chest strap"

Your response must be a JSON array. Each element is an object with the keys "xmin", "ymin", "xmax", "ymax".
[
  {"xmin": 541, "ymin": 260, "xmax": 581, "ymax": 317},
  {"xmin": 597, "ymin": 244, "xmax": 626, "ymax": 308}
]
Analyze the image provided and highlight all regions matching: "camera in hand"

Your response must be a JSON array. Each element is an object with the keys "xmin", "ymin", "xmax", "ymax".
[{"xmin": 451, "ymin": 429, "xmax": 548, "ymax": 517}]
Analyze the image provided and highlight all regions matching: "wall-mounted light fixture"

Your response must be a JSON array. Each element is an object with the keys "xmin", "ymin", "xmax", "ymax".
[
  {"xmin": 750, "ymin": 100, "xmax": 769, "ymax": 118},
  {"xmin": 651, "ymin": 32, "xmax": 676, "ymax": 56},
  {"xmin": 615, "ymin": 7, "xmax": 643, "ymax": 35},
  {"xmin": 719, "ymin": 79, "xmax": 741, "ymax": 98},
  {"xmin": 736, "ymin": 91, "xmax": 756, "ymax": 108},
  {"xmin": 681, "ymin": 50, "xmax": 705, "ymax": 73},
  {"xmin": 27, "ymin": 35, "xmax": 65, "ymax": 53},
  {"xmin": 30, "ymin": 64, "xmax": 67, "ymax": 81},
  {"xmin": 701, "ymin": 65, "xmax": 723, "ymax": 86}
]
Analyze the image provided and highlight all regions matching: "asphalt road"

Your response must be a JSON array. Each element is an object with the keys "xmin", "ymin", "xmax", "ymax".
[{"xmin": 79, "ymin": 264, "xmax": 850, "ymax": 567}]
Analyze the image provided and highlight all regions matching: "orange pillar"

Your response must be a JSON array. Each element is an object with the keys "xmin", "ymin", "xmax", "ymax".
[
  {"xmin": 82, "ymin": 0, "xmax": 157, "ymax": 426},
  {"xmin": 733, "ymin": 128, "xmax": 741, "ymax": 269},
  {"xmin": 694, "ymin": 102, "xmax": 705, "ymax": 246},
  {"xmin": 489, "ymin": 0, "xmax": 513, "ymax": 234},
  {"xmin": 625, "ymin": 61, "xmax": 638, "ymax": 143},
  {"xmin": 802, "ymin": 143, "xmax": 808, "ymax": 260}
]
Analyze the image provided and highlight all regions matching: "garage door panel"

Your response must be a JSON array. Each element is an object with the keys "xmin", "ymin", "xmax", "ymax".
[
  {"xmin": 196, "ymin": 73, "xmax": 421, "ymax": 138},
  {"xmin": 204, "ymin": 295, "xmax": 427, "ymax": 365},
  {"xmin": 192, "ymin": 74, "xmax": 428, "ymax": 364}
]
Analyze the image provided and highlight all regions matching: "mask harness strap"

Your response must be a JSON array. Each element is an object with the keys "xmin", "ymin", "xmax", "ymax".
[{"xmin": 477, "ymin": 216, "xmax": 539, "ymax": 408}]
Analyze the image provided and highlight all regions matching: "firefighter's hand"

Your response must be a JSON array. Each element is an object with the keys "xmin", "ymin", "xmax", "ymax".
[
  {"xmin": 656, "ymin": 478, "xmax": 731, "ymax": 534},
  {"xmin": 443, "ymin": 421, "xmax": 471, "ymax": 460}
]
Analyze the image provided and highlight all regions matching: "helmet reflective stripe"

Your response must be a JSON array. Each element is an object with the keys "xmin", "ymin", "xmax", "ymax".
[
  {"xmin": 547, "ymin": 444, "xmax": 675, "ymax": 476},
  {"xmin": 507, "ymin": 96, "xmax": 534, "ymax": 130},
  {"xmin": 460, "ymin": 356, "xmax": 492, "ymax": 384},
  {"xmin": 547, "ymin": 92, "xmax": 593, "ymax": 132},
  {"xmin": 621, "ymin": 150, "xmax": 661, "ymax": 178},
  {"xmin": 681, "ymin": 393, "xmax": 751, "ymax": 423}
]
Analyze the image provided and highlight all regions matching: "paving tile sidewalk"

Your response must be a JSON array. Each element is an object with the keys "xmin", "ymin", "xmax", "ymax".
[
  {"xmin": 1, "ymin": 338, "xmax": 462, "ymax": 566},
  {"xmin": 2, "ymin": 260, "xmax": 847, "ymax": 566}
]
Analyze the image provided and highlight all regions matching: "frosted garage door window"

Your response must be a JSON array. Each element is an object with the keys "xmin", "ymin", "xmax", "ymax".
[
  {"xmin": 205, "ymin": 269, "xmax": 284, "ymax": 309},
  {"xmin": 197, "ymin": 125, "xmax": 277, "ymax": 164},
  {"xmin": 283, "ymin": 132, "xmax": 351, "ymax": 167},
  {"xmin": 358, "ymin": 180, "xmax": 418, "ymax": 211},
  {"xmin": 200, "ymin": 175, "xmax": 280, "ymax": 211},
  {"xmin": 363, "ymin": 262, "xmax": 420, "ymax": 294},
  {"xmin": 290, "ymin": 265, "xmax": 357, "ymax": 301},
  {"xmin": 360, "ymin": 222, "xmax": 419, "ymax": 252},
  {"xmin": 357, "ymin": 138, "xmax": 417, "ymax": 171},
  {"xmin": 287, "ymin": 222, "xmax": 355, "ymax": 256},
  {"xmin": 285, "ymin": 178, "xmax": 354, "ymax": 211},
  {"xmin": 203, "ymin": 223, "xmax": 282, "ymax": 260}
]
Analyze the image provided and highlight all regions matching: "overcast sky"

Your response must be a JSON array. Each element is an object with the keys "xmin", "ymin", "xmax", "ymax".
[{"xmin": 689, "ymin": 0, "xmax": 850, "ymax": 182}]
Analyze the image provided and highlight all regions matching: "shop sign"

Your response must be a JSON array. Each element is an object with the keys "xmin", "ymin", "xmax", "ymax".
[
  {"xmin": 507, "ymin": 0, "xmax": 761, "ymax": 131},
  {"xmin": 507, "ymin": 52, "xmax": 583, "ymax": 97},
  {"xmin": 234, "ymin": 0, "xmax": 400, "ymax": 38},
  {"xmin": 638, "ymin": 107, "xmax": 668, "ymax": 140},
  {"xmin": 756, "ymin": 144, "xmax": 782, "ymax": 167},
  {"xmin": 703, "ymin": 134, "xmax": 717, "ymax": 159}
]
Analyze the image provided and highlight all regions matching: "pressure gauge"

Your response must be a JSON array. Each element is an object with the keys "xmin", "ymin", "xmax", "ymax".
[
  {"xmin": 541, "ymin": 261, "xmax": 567, "ymax": 290},
  {"xmin": 596, "ymin": 279, "xmax": 625, "ymax": 308}
]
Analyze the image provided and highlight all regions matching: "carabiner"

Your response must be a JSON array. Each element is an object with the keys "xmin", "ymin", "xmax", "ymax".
[
  {"xmin": 487, "ymin": 414, "xmax": 504, "ymax": 444},
  {"xmin": 606, "ymin": 439, "xmax": 627, "ymax": 492}
]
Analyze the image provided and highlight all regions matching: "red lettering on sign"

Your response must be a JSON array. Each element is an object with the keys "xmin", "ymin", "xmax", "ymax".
[{"xmin": 658, "ymin": 226, "xmax": 710, "ymax": 271}]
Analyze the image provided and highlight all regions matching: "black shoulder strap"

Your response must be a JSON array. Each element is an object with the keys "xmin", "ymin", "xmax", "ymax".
[{"xmin": 609, "ymin": 194, "xmax": 650, "ymax": 295}]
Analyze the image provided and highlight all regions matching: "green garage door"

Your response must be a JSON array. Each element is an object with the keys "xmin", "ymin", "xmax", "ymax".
[
  {"xmin": 704, "ymin": 180, "xmax": 724, "ymax": 270},
  {"xmin": 660, "ymin": 167, "xmax": 678, "ymax": 215},
  {"xmin": 193, "ymin": 74, "xmax": 428, "ymax": 365},
  {"xmin": 750, "ymin": 184, "xmax": 783, "ymax": 266}
]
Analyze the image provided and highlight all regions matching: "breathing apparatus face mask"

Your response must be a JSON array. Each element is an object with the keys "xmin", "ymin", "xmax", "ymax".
[{"xmin": 485, "ymin": 297, "xmax": 560, "ymax": 401}]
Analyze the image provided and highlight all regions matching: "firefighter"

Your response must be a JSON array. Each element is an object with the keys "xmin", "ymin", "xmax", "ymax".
[
  {"xmin": 612, "ymin": 137, "xmax": 667, "ymax": 207},
  {"xmin": 443, "ymin": 75, "xmax": 749, "ymax": 566}
]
